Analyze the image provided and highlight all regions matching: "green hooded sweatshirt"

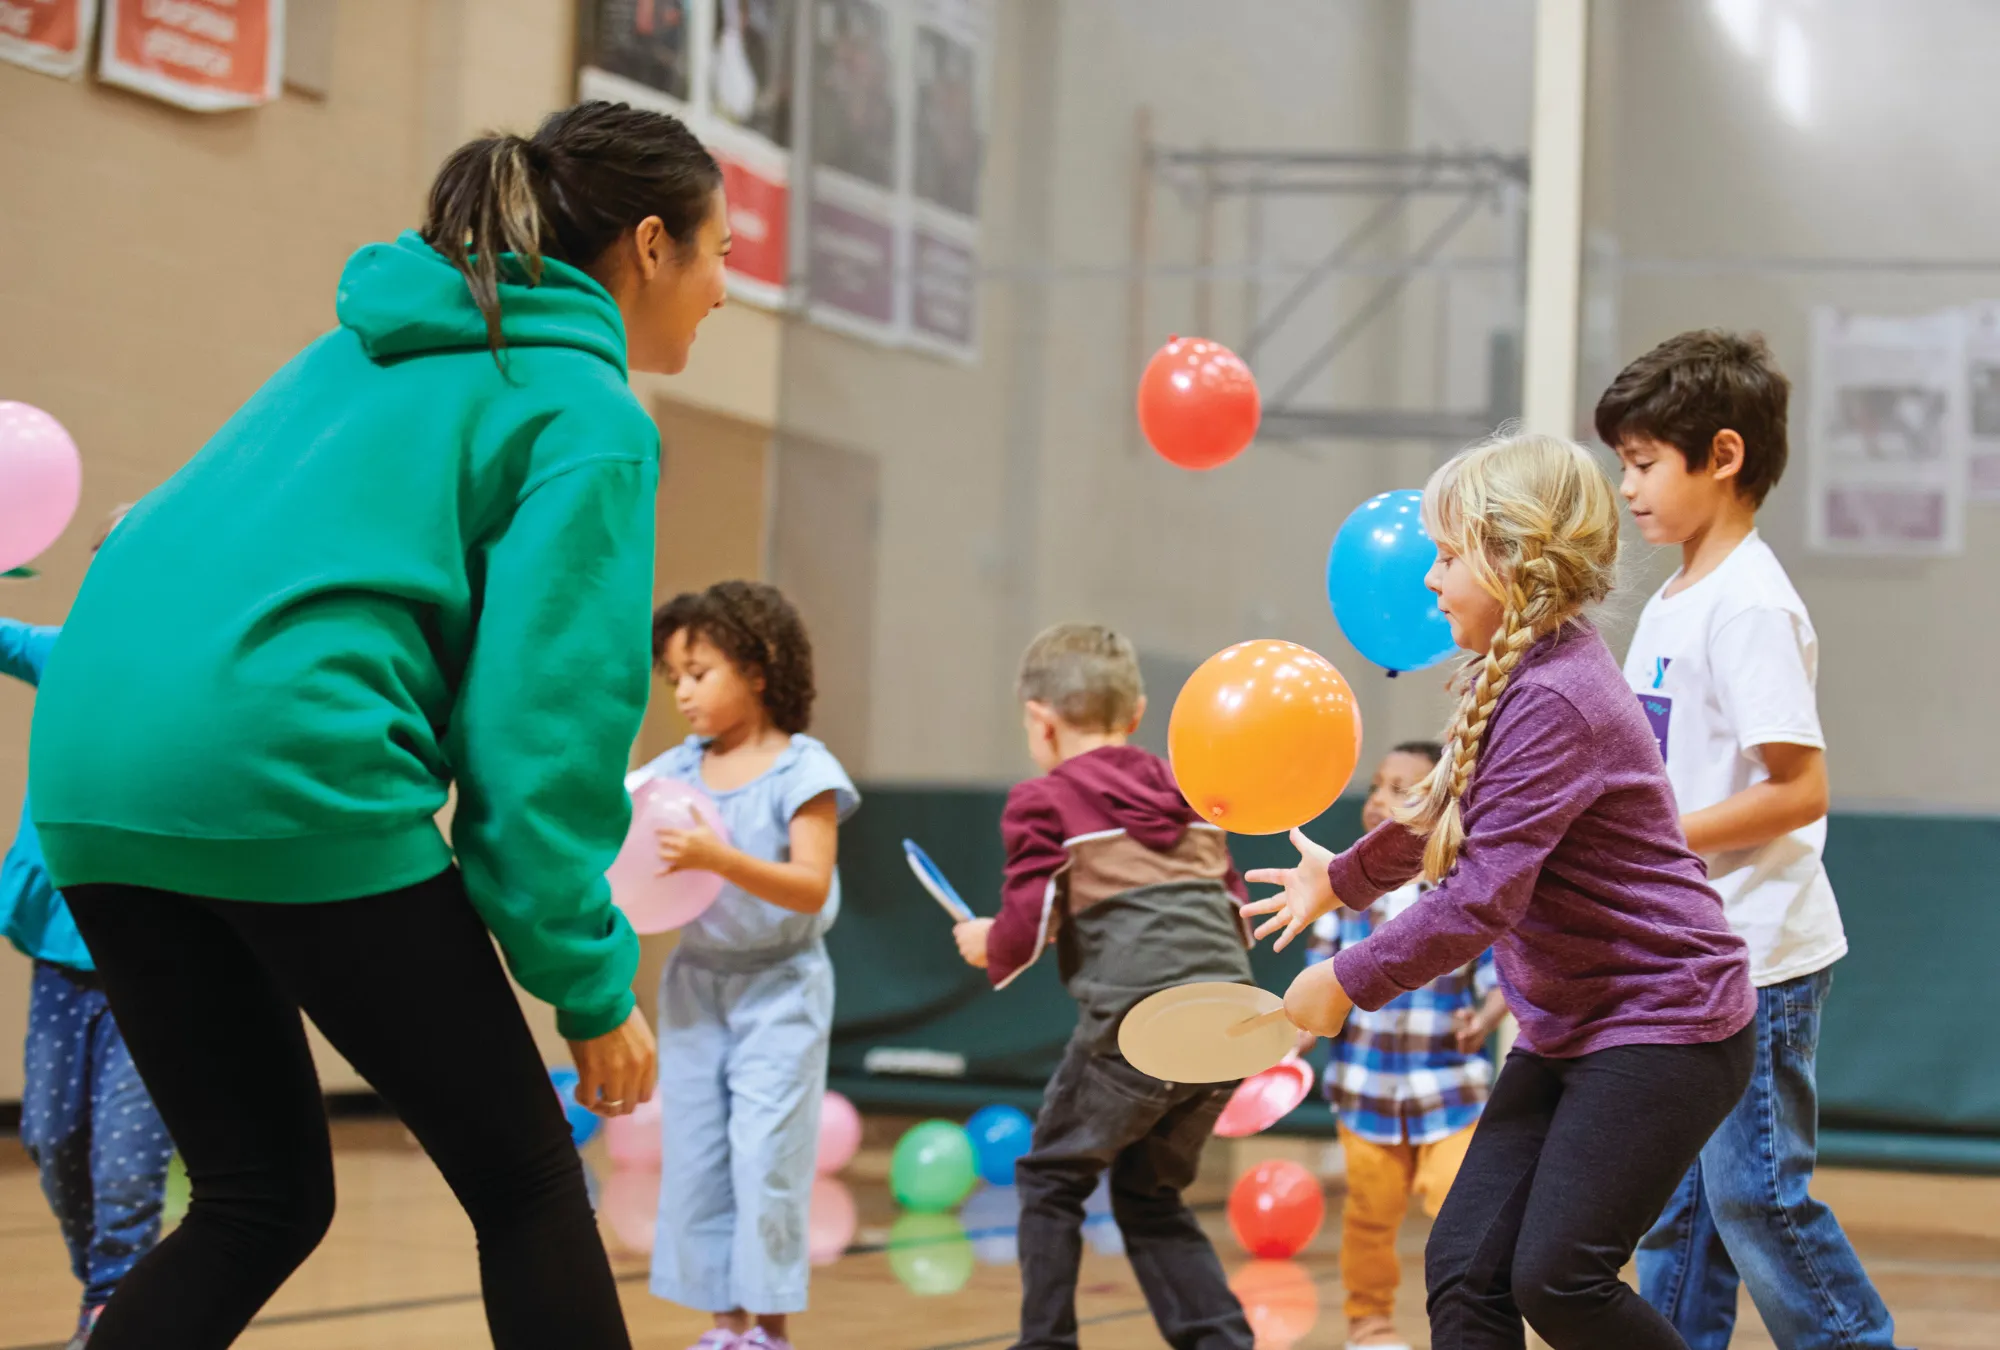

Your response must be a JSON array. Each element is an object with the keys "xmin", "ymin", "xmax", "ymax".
[{"xmin": 30, "ymin": 232, "xmax": 658, "ymax": 1040}]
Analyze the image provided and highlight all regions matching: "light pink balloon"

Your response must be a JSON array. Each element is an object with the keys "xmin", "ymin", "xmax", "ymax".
[
  {"xmin": 0, "ymin": 403, "xmax": 83, "ymax": 573},
  {"xmin": 607, "ymin": 777, "xmax": 731, "ymax": 934},
  {"xmin": 599, "ymin": 1167, "xmax": 661, "ymax": 1256},
  {"xmin": 816, "ymin": 1090, "xmax": 862, "ymax": 1176},
  {"xmin": 808, "ymin": 1177, "xmax": 857, "ymax": 1266},
  {"xmin": 604, "ymin": 1095, "xmax": 663, "ymax": 1169}
]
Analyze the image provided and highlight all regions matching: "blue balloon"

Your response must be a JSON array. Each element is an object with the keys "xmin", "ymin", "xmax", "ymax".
[
  {"xmin": 959, "ymin": 1183, "xmax": 1022, "ymax": 1265},
  {"xmin": 965, "ymin": 1104, "xmax": 1035, "ymax": 1187},
  {"xmin": 548, "ymin": 1066, "xmax": 603, "ymax": 1149},
  {"xmin": 1327, "ymin": 489, "xmax": 1458, "ymax": 673}
]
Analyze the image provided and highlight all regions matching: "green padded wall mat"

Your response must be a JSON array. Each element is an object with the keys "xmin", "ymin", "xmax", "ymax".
[
  {"xmin": 827, "ymin": 791, "xmax": 2000, "ymax": 1167},
  {"xmin": 1815, "ymin": 814, "xmax": 2000, "ymax": 1137},
  {"xmin": 824, "ymin": 789, "xmax": 1361, "ymax": 1094}
]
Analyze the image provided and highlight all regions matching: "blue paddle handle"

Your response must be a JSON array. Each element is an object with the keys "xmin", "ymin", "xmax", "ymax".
[{"xmin": 903, "ymin": 840, "xmax": 975, "ymax": 921}]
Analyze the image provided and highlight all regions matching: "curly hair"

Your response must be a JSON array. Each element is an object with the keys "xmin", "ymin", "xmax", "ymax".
[{"xmin": 651, "ymin": 580, "xmax": 817, "ymax": 735}]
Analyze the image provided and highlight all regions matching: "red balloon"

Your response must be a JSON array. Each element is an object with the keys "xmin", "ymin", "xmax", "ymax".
[
  {"xmin": 1227, "ymin": 1160, "xmax": 1325, "ymax": 1259},
  {"xmin": 1137, "ymin": 335, "xmax": 1261, "ymax": 470},
  {"xmin": 1228, "ymin": 1259, "xmax": 1320, "ymax": 1350}
]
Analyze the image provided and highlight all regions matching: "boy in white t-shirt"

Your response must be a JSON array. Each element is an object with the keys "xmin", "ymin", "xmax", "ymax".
[{"xmin": 1600, "ymin": 330, "xmax": 1905, "ymax": 1350}]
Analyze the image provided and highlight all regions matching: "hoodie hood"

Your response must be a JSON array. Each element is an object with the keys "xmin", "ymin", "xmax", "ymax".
[
  {"xmin": 1050, "ymin": 745, "xmax": 1197, "ymax": 852},
  {"xmin": 334, "ymin": 231, "xmax": 629, "ymax": 374}
]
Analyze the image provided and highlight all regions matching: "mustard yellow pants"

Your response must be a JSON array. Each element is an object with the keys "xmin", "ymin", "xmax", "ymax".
[{"xmin": 1338, "ymin": 1121, "xmax": 1477, "ymax": 1321}]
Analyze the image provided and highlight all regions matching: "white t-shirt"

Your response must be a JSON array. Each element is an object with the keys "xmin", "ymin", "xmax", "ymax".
[{"xmin": 1622, "ymin": 532, "xmax": 1847, "ymax": 987}]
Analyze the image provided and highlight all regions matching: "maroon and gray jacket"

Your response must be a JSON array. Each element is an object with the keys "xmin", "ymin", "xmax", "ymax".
[{"xmin": 987, "ymin": 745, "xmax": 1254, "ymax": 1052}]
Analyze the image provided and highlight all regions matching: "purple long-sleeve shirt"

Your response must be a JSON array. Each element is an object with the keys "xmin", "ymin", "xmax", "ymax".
[{"xmin": 1328, "ymin": 623, "xmax": 1755, "ymax": 1059}]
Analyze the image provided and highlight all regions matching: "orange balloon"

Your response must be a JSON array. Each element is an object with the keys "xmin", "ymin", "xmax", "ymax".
[
  {"xmin": 1169, "ymin": 640, "xmax": 1363, "ymax": 835},
  {"xmin": 1137, "ymin": 335, "xmax": 1261, "ymax": 470},
  {"xmin": 1228, "ymin": 1259, "xmax": 1321, "ymax": 1349}
]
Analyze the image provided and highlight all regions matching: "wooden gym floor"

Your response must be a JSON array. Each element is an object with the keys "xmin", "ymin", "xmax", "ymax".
[{"xmin": 3, "ymin": 1117, "xmax": 1997, "ymax": 1349}]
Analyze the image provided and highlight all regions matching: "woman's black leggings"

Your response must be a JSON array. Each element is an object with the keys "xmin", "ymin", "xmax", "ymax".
[
  {"xmin": 1424, "ymin": 1025, "xmax": 1755, "ymax": 1349},
  {"xmin": 64, "ymin": 870, "xmax": 631, "ymax": 1350}
]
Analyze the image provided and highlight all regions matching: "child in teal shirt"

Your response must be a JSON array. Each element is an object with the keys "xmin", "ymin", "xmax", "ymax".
[{"xmin": 6, "ymin": 547, "xmax": 174, "ymax": 1349}]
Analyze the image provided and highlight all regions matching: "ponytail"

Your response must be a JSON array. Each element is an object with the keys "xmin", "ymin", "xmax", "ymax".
[
  {"xmin": 421, "ymin": 135, "xmax": 549, "ymax": 353},
  {"xmin": 419, "ymin": 101, "xmax": 723, "ymax": 356}
]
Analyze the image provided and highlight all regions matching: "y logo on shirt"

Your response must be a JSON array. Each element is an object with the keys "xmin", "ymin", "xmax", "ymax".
[{"xmin": 1639, "ymin": 657, "xmax": 1673, "ymax": 762}]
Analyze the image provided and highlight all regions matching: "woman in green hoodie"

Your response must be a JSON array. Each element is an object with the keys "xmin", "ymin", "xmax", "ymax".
[{"xmin": 27, "ymin": 101, "xmax": 729, "ymax": 1350}]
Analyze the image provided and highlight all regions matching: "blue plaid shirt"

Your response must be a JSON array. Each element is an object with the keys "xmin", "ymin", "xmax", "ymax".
[{"xmin": 1305, "ymin": 882, "xmax": 1498, "ymax": 1145}]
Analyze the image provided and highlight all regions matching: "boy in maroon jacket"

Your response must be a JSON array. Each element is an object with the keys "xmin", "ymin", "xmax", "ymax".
[{"xmin": 955, "ymin": 624, "xmax": 1255, "ymax": 1350}]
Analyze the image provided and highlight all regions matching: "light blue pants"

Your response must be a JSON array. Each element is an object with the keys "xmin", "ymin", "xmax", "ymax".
[{"xmin": 651, "ymin": 944, "xmax": 832, "ymax": 1315}]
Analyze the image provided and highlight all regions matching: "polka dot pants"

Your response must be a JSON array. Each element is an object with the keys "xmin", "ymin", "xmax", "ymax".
[{"xmin": 20, "ymin": 960, "xmax": 175, "ymax": 1321}]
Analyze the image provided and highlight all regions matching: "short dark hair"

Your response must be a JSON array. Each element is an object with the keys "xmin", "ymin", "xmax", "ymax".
[
  {"xmin": 1392, "ymin": 740, "xmax": 1444, "ymax": 767},
  {"xmin": 652, "ymin": 581, "xmax": 817, "ymax": 735},
  {"xmin": 1594, "ymin": 329, "xmax": 1791, "ymax": 506}
]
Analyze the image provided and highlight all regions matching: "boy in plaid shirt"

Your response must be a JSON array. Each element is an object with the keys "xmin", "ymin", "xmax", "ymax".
[{"xmin": 1300, "ymin": 741, "xmax": 1508, "ymax": 1350}]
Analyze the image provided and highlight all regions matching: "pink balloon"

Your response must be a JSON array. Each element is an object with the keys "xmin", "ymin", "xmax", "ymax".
[
  {"xmin": 604, "ymin": 1095, "xmax": 663, "ymax": 1169},
  {"xmin": 599, "ymin": 1168, "xmax": 661, "ymax": 1256},
  {"xmin": 607, "ymin": 777, "xmax": 731, "ymax": 934},
  {"xmin": 816, "ymin": 1090, "xmax": 862, "ymax": 1176},
  {"xmin": 808, "ymin": 1177, "xmax": 857, "ymax": 1266},
  {"xmin": 0, "ymin": 403, "xmax": 83, "ymax": 573}
]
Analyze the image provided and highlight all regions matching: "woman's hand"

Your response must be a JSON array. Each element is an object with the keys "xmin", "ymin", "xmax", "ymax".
[
  {"xmin": 657, "ymin": 824, "xmax": 725, "ymax": 874},
  {"xmin": 1242, "ymin": 828, "xmax": 1339, "ymax": 951},
  {"xmin": 568, "ymin": 1008, "xmax": 656, "ymax": 1118},
  {"xmin": 1283, "ymin": 960, "xmax": 1356, "ymax": 1039}
]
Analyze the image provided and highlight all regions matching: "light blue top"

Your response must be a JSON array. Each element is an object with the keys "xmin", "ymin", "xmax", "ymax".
[
  {"xmin": 636, "ymin": 734, "xmax": 860, "ymax": 966},
  {"xmin": 1, "ymin": 620, "xmax": 91, "ymax": 971}
]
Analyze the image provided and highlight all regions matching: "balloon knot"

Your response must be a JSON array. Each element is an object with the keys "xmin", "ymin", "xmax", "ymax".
[{"xmin": 1385, "ymin": 669, "xmax": 1401, "ymax": 679}]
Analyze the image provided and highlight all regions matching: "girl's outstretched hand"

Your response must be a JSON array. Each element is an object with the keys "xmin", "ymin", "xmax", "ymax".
[{"xmin": 1242, "ymin": 828, "xmax": 1338, "ymax": 951}]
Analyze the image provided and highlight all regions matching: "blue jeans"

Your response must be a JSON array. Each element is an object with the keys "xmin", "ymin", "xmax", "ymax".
[
  {"xmin": 1637, "ymin": 968, "xmax": 1907, "ymax": 1350},
  {"xmin": 20, "ymin": 961, "xmax": 175, "ymax": 1324}
]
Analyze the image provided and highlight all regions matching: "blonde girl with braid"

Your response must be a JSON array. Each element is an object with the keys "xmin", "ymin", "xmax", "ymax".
[{"xmin": 1245, "ymin": 433, "xmax": 1756, "ymax": 1350}]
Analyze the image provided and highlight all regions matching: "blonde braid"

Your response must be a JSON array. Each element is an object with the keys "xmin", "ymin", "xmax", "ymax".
[
  {"xmin": 1390, "ymin": 431, "xmax": 1620, "ymax": 881},
  {"xmin": 1400, "ymin": 559, "xmax": 1562, "ymax": 879}
]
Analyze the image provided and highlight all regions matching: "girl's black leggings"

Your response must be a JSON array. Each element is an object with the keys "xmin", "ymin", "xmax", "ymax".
[{"xmin": 1425, "ymin": 1024, "xmax": 1756, "ymax": 1349}]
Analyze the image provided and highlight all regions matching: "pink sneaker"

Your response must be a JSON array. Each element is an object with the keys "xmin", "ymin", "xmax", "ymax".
[
  {"xmin": 739, "ymin": 1330, "xmax": 794, "ymax": 1350},
  {"xmin": 689, "ymin": 1332, "xmax": 741, "ymax": 1350}
]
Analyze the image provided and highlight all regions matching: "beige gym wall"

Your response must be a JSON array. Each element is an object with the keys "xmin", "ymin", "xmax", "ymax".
[{"xmin": 0, "ymin": 0, "xmax": 781, "ymax": 1101}]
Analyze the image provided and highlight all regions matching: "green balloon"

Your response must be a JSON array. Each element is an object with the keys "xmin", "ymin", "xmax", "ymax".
[
  {"xmin": 887, "ymin": 1212, "xmax": 975, "ymax": 1296},
  {"xmin": 163, "ymin": 1153, "xmax": 190, "ymax": 1228},
  {"xmin": 889, "ymin": 1120, "xmax": 978, "ymax": 1213}
]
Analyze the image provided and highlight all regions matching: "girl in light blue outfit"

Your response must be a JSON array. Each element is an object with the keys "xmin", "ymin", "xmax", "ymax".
[{"xmin": 638, "ymin": 581, "xmax": 858, "ymax": 1350}]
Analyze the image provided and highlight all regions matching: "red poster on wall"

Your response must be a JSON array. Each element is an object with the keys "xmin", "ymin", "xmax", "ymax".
[
  {"xmin": 98, "ymin": 0, "xmax": 284, "ymax": 111},
  {"xmin": 0, "ymin": 0, "xmax": 98, "ymax": 78},
  {"xmin": 718, "ymin": 156, "xmax": 789, "ymax": 306}
]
